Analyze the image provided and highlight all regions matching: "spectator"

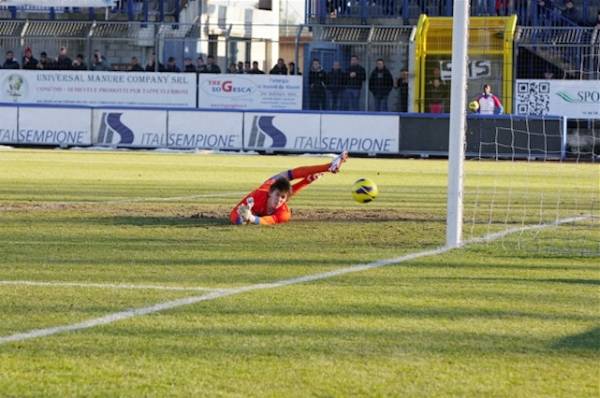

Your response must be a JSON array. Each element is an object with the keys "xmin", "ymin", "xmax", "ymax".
[
  {"xmin": 237, "ymin": 61, "xmax": 244, "ymax": 73},
  {"xmin": 227, "ymin": 63, "xmax": 238, "ymax": 74},
  {"xmin": 165, "ymin": 57, "xmax": 180, "ymax": 73},
  {"xmin": 195, "ymin": 57, "xmax": 207, "ymax": 73},
  {"xmin": 496, "ymin": 0, "xmax": 509, "ymax": 16},
  {"xmin": 204, "ymin": 55, "xmax": 221, "ymax": 74},
  {"xmin": 536, "ymin": 0, "xmax": 551, "ymax": 24},
  {"xmin": 288, "ymin": 62, "xmax": 300, "ymax": 75},
  {"xmin": 308, "ymin": 58, "xmax": 327, "ymax": 110},
  {"xmin": 473, "ymin": 84, "xmax": 504, "ymax": 115},
  {"xmin": 595, "ymin": 11, "xmax": 600, "ymax": 28},
  {"xmin": 38, "ymin": 51, "xmax": 54, "ymax": 70},
  {"xmin": 270, "ymin": 58, "xmax": 288, "ymax": 75},
  {"xmin": 562, "ymin": 0, "xmax": 578, "ymax": 24},
  {"xmin": 183, "ymin": 57, "xmax": 196, "ymax": 73},
  {"xmin": 346, "ymin": 55, "xmax": 366, "ymax": 111},
  {"xmin": 425, "ymin": 78, "xmax": 446, "ymax": 113},
  {"xmin": 22, "ymin": 47, "xmax": 38, "ymax": 70},
  {"xmin": 327, "ymin": 61, "xmax": 346, "ymax": 110},
  {"xmin": 91, "ymin": 50, "xmax": 111, "ymax": 71},
  {"xmin": 396, "ymin": 68, "xmax": 409, "ymax": 112},
  {"xmin": 243, "ymin": 61, "xmax": 252, "ymax": 74},
  {"xmin": 368, "ymin": 58, "xmax": 394, "ymax": 112},
  {"xmin": 249, "ymin": 61, "xmax": 265, "ymax": 74},
  {"xmin": 56, "ymin": 47, "xmax": 73, "ymax": 70},
  {"xmin": 128, "ymin": 56, "xmax": 144, "ymax": 72},
  {"xmin": 3, "ymin": 50, "xmax": 19, "ymax": 69},
  {"xmin": 72, "ymin": 54, "xmax": 87, "ymax": 70}
]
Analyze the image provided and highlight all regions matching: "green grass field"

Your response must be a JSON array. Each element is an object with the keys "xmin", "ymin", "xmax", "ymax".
[{"xmin": 0, "ymin": 149, "xmax": 598, "ymax": 397}]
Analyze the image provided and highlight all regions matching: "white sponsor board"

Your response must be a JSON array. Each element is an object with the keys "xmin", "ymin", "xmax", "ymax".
[
  {"xmin": 167, "ymin": 111, "xmax": 243, "ymax": 150},
  {"xmin": 92, "ymin": 108, "xmax": 167, "ymax": 148},
  {"xmin": 320, "ymin": 114, "xmax": 399, "ymax": 154},
  {"xmin": 515, "ymin": 79, "xmax": 600, "ymax": 118},
  {"xmin": 243, "ymin": 112, "xmax": 321, "ymax": 152},
  {"xmin": 0, "ymin": 106, "xmax": 18, "ymax": 144},
  {"xmin": 0, "ymin": 70, "xmax": 196, "ymax": 108},
  {"xmin": 16, "ymin": 107, "xmax": 92, "ymax": 146},
  {"xmin": 199, "ymin": 75, "xmax": 303, "ymax": 110}
]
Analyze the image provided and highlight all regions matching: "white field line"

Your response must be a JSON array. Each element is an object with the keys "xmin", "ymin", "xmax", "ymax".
[
  {"xmin": 0, "ymin": 280, "xmax": 225, "ymax": 293},
  {"xmin": 0, "ymin": 215, "xmax": 590, "ymax": 346}
]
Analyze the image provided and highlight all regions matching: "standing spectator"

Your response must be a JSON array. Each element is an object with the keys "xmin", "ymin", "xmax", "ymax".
[
  {"xmin": 368, "ymin": 58, "xmax": 394, "ymax": 112},
  {"xmin": 237, "ymin": 61, "xmax": 245, "ymax": 73},
  {"xmin": 308, "ymin": 58, "xmax": 327, "ymax": 111},
  {"xmin": 346, "ymin": 55, "xmax": 366, "ymax": 111},
  {"xmin": 327, "ymin": 61, "xmax": 346, "ymax": 110},
  {"xmin": 183, "ymin": 57, "xmax": 196, "ymax": 73},
  {"xmin": 204, "ymin": 55, "xmax": 221, "ymax": 73},
  {"xmin": 56, "ymin": 47, "xmax": 73, "ymax": 70},
  {"xmin": 165, "ymin": 57, "xmax": 180, "ymax": 73},
  {"xmin": 91, "ymin": 50, "xmax": 111, "ymax": 71},
  {"xmin": 195, "ymin": 57, "xmax": 207, "ymax": 73},
  {"xmin": 473, "ymin": 84, "xmax": 504, "ymax": 115},
  {"xmin": 425, "ymin": 78, "xmax": 446, "ymax": 113},
  {"xmin": 128, "ymin": 56, "xmax": 144, "ymax": 72},
  {"xmin": 3, "ymin": 51, "xmax": 19, "ymax": 69},
  {"xmin": 72, "ymin": 54, "xmax": 87, "ymax": 70},
  {"xmin": 227, "ymin": 63, "xmax": 238, "ymax": 74},
  {"xmin": 243, "ymin": 61, "xmax": 252, "ymax": 74},
  {"xmin": 249, "ymin": 61, "xmax": 265, "ymax": 74},
  {"xmin": 270, "ymin": 58, "xmax": 288, "ymax": 75},
  {"xmin": 396, "ymin": 68, "xmax": 409, "ymax": 112},
  {"xmin": 288, "ymin": 62, "xmax": 300, "ymax": 75},
  {"xmin": 38, "ymin": 51, "xmax": 54, "ymax": 70},
  {"xmin": 22, "ymin": 47, "xmax": 38, "ymax": 70},
  {"xmin": 562, "ymin": 0, "xmax": 578, "ymax": 24}
]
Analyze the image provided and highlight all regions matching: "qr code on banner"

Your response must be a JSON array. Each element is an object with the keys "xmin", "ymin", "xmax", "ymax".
[{"xmin": 516, "ymin": 81, "xmax": 550, "ymax": 115}]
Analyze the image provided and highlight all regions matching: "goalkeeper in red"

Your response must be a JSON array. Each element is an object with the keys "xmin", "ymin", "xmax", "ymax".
[{"xmin": 230, "ymin": 152, "xmax": 348, "ymax": 225}]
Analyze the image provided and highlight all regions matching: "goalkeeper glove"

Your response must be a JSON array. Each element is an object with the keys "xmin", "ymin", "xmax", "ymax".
[{"xmin": 238, "ymin": 197, "xmax": 255, "ymax": 224}]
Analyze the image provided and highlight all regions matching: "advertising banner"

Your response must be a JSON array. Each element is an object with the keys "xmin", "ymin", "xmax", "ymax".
[
  {"xmin": 320, "ymin": 114, "xmax": 399, "ymax": 154},
  {"xmin": 515, "ymin": 79, "xmax": 600, "ymax": 119},
  {"xmin": 16, "ymin": 107, "xmax": 91, "ymax": 146},
  {"xmin": 92, "ymin": 108, "xmax": 167, "ymax": 148},
  {"xmin": 0, "ymin": 70, "xmax": 196, "ymax": 108},
  {"xmin": 243, "ymin": 112, "xmax": 321, "ymax": 152},
  {"xmin": 0, "ymin": 106, "xmax": 18, "ymax": 145},
  {"xmin": 198, "ymin": 75, "xmax": 302, "ymax": 110},
  {"xmin": 167, "ymin": 110, "xmax": 243, "ymax": 150}
]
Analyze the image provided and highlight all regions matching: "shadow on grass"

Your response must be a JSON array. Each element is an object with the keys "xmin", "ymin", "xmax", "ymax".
[{"xmin": 552, "ymin": 327, "xmax": 600, "ymax": 352}]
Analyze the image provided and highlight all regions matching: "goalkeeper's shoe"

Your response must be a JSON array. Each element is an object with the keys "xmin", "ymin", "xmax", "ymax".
[{"xmin": 328, "ymin": 151, "xmax": 348, "ymax": 174}]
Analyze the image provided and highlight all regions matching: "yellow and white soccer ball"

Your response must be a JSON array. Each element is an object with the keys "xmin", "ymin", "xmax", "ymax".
[
  {"xmin": 352, "ymin": 178, "xmax": 378, "ymax": 203},
  {"xmin": 468, "ymin": 100, "xmax": 480, "ymax": 112}
]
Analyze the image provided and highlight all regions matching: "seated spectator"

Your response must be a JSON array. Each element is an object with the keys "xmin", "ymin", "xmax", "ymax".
[
  {"xmin": 249, "ymin": 61, "xmax": 264, "ymax": 74},
  {"xmin": 3, "ymin": 50, "xmax": 19, "ymax": 69},
  {"xmin": 128, "ymin": 56, "xmax": 144, "ymax": 72},
  {"xmin": 183, "ymin": 57, "xmax": 196, "ymax": 73},
  {"xmin": 270, "ymin": 58, "xmax": 288, "ymax": 75},
  {"xmin": 72, "ymin": 54, "xmax": 87, "ymax": 70},
  {"xmin": 195, "ymin": 56, "xmax": 207, "ymax": 73},
  {"xmin": 165, "ymin": 57, "xmax": 180, "ymax": 73},
  {"xmin": 227, "ymin": 63, "xmax": 238, "ymax": 74},
  {"xmin": 288, "ymin": 62, "xmax": 300, "ymax": 75},
  {"xmin": 22, "ymin": 47, "xmax": 38, "ymax": 70},
  {"xmin": 204, "ymin": 55, "xmax": 221, "ymax": 73},
  {"xmin": 38, "ymin": 51, "xmax": 54, "ymax": 70},
  {"xmin": 56, "ymin": 47, "xmax": 73, "ymax": 70},
  {"xmin": 91, "ymin": 50, "xmax": 111, "ymax": 71},
  {"xmin": 562, "ymin": 0, "xmax": 578, "ymax": 24}
]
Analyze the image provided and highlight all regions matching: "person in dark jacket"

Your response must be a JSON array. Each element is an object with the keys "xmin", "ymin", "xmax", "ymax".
[
  {"xmin": 22, "ymin": 47, "xmax": 38, "ymax": 70},
  {"xmin": 308, "ymin": 58, "xmax": 327, "ymax": 110},
  {"xmin": 270, "ymin": 58, "xmax": 288, "ymax": 75},
  {"xmin": 346, "ymin": 55, "xmax": 366, "ymax": 111},
  {"xmin": 72, "ymin": 54, "xmax": 88, "ymax": 70},
  {"xmin": 288, "ymin": 62, "xmax": 300, "ymax": 75},
  {"xmin": 396, "ymin": 68, "xmax": 409, "ymax": 112},
  {"xmin": 165, "ymin": 57, "xmax": 181, "ymax": 73},
  {"xmin": 203, "ymin": 55, "xmax": 221, "ymax": 74},
  {"xmin": 37, "ymin": 51, "xmax": 54, "ymax": 70},
  {"xmin": 327, "ymin": 61, "xmax": 346, "ymax": 110},
  {"xmin": 145, "ymin": 53, "xmax": 165, "ymax": 72},
  {"xmin": 368, "ymin": 58, "xmax": 394, "ymax": 112},
  {"xmin": 56, "ymin": 47, "xmax": 73, "ymax": 70},
  {"xmin": 90, "ymin": 50, "xmax": 111, "ymax": 71},
  {"xmin": 248, "ymin": 61, "xmax": 265, "ymax": 74},
  {"xmin": 128, "ymin": 56, "xmax": 144, "ymax": 72},
  {"xmin": 3, "ymin": 50, "xmax": 19, "ymax": 69}
]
